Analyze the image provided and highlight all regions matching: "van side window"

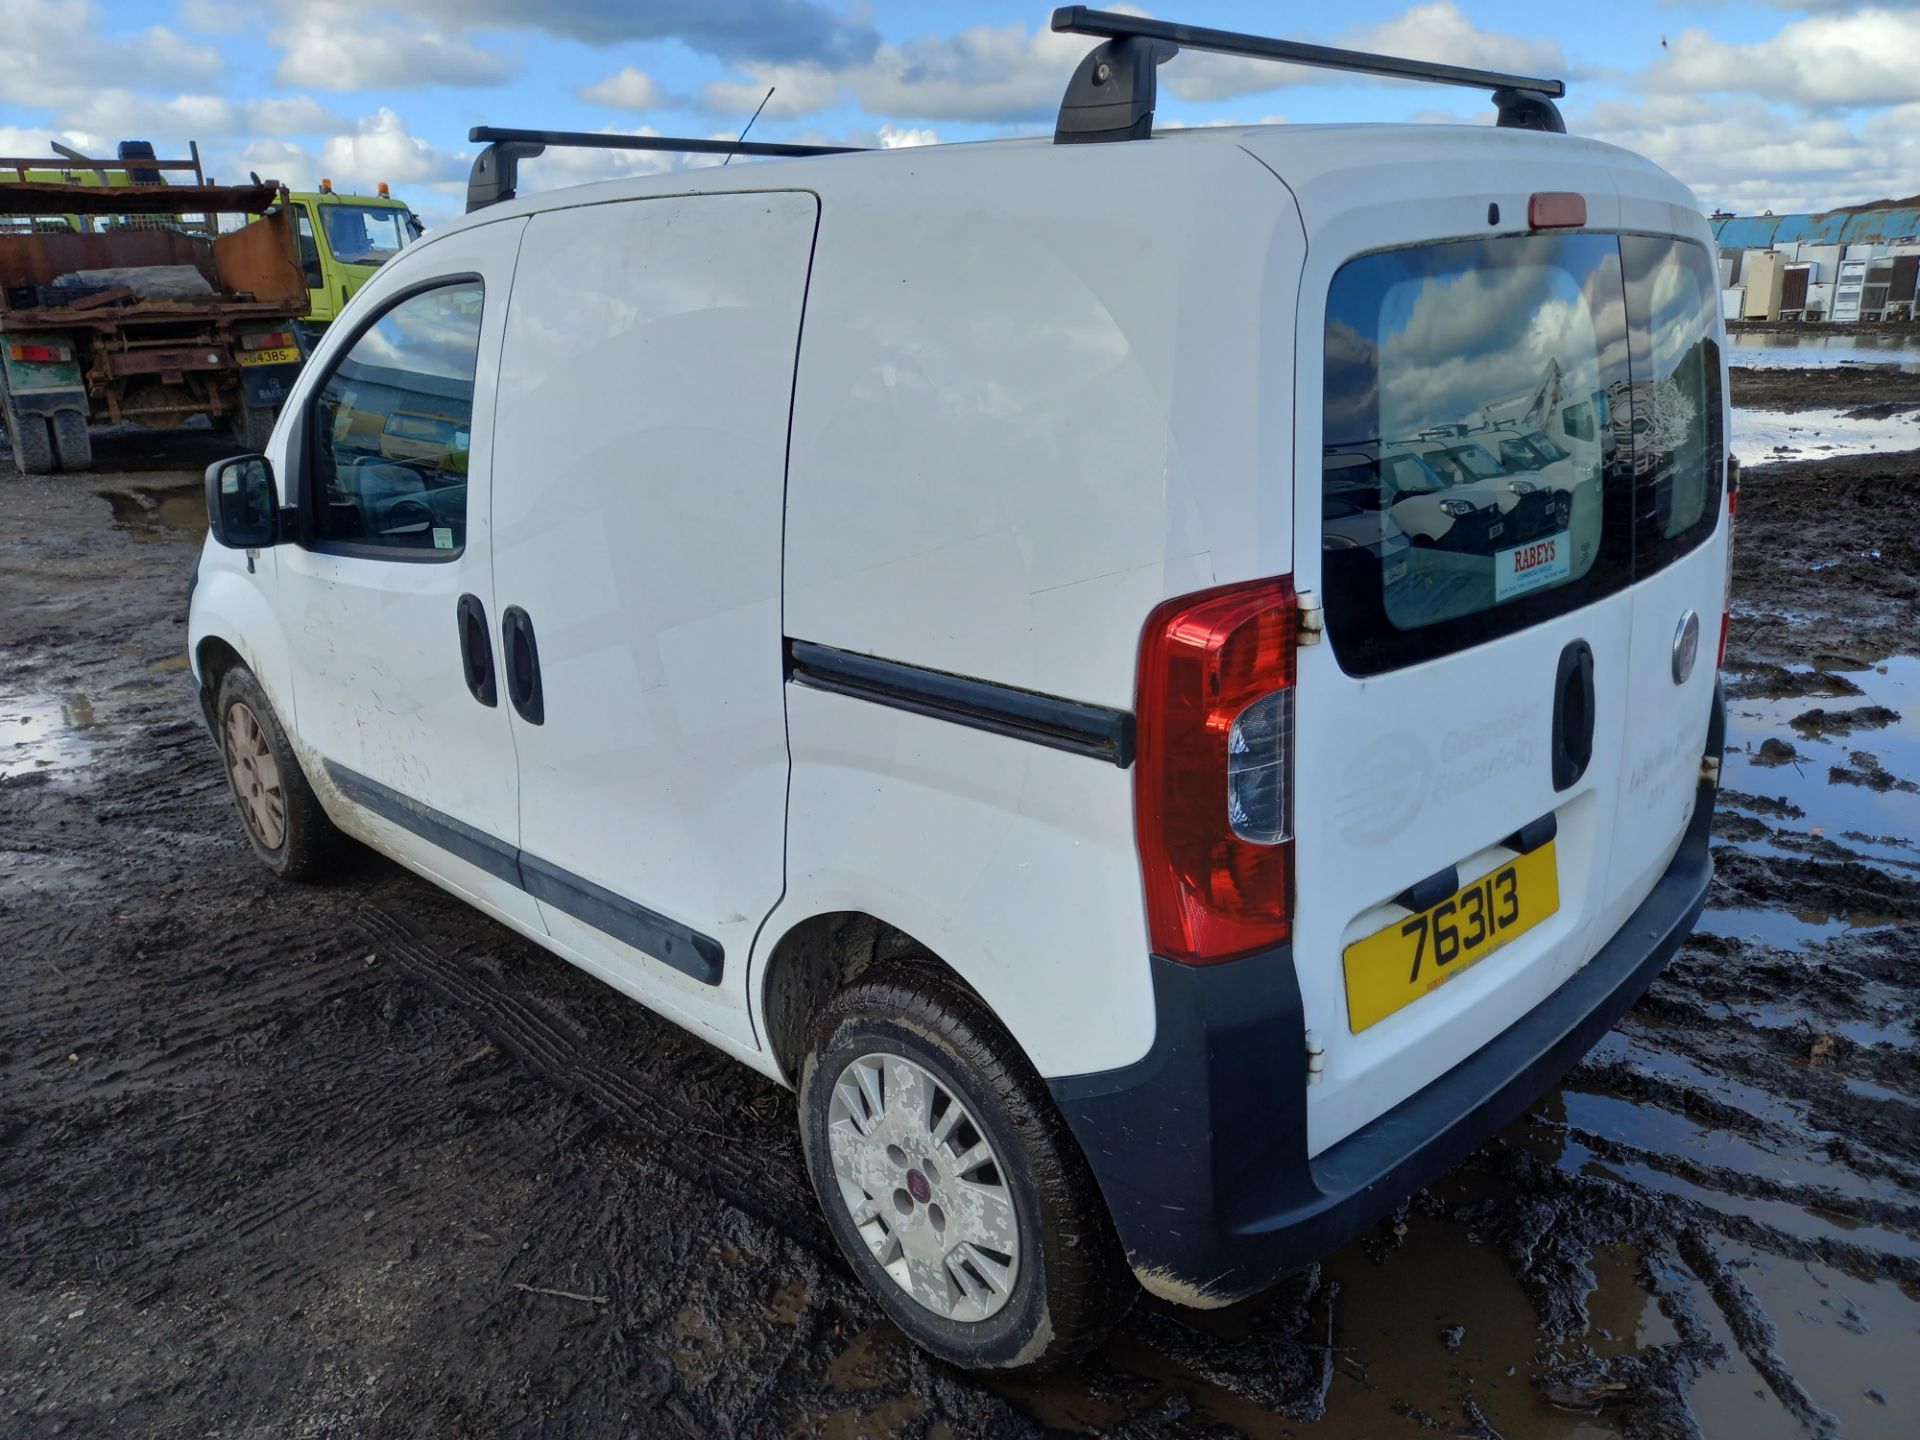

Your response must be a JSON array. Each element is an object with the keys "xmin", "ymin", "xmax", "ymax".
[{"xmin": 309, "ymin": 283, "xmax": 484, "ymax": 556}]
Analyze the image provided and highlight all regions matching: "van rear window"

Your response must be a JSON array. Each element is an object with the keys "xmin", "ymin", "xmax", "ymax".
[{"xmin": 1321, "ymin": 233, "xmax": 1721, "ymax": 676}]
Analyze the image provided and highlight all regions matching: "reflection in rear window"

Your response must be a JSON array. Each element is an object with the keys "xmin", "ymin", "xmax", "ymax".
[{"xmin": 1321, "ymin": 233, "xmax": 1721, "ymax": 676}]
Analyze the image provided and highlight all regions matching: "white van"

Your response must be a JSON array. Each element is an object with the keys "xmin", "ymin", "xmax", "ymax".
[{"xmin": 188, "ymin": 9, "xmax": 1729, "ymax": 1372}]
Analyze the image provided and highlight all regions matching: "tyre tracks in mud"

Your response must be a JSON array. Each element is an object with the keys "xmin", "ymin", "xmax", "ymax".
[{"xmin": 344, "ymin": 901, "xmax": 827, "ymax": 1257}]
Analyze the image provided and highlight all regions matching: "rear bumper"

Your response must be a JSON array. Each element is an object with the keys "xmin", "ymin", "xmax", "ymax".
[{"xmin": 1050, "ymin": 687, "xmax": 1721, "ymax": 1308}]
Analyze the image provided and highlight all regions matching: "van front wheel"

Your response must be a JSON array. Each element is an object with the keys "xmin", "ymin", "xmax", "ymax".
[
  {"xmin": 799, "ymin": 967, "xmax": 1129, "ymax": 1371},
  {"xmin": 215, "ymin": 666, "xmax": 346, "ymax": 881}
]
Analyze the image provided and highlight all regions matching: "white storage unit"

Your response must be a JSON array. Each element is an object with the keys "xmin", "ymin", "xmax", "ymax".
[
  {"xmin": 1833, "ymin": 258, "xmax": 1868, "ymax": 322},
  {"xmin": 1797, "ymin": 244, "xmax": 1843, "ymax": 285},
  {"xmin": 1721, "ymin": 287, "xmax": 1744, "ymax": 321}
]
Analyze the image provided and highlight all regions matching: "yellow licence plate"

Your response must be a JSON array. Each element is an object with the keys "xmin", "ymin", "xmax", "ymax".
[
  {"xmin": 1343, "ymin": 841, "xmax": 1560, "ymax": 1033},
  {"xmin": 238, "ymin": 346, "xmax": 300, "ymax": 367}
]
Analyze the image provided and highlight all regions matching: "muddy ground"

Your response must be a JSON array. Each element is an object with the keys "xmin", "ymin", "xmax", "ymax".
[
  {"xmin": 1728, "ymin": 363, "xmax": 1920, "ymax": 413},
  {"xmin": 3, "ymin": 398, "xmax": 1918, "ymax": 1438}
]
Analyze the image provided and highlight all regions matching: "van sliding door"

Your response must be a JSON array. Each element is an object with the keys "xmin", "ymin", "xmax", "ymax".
[{"xmin": 486, "ymin": 191, "xmax": 819, "ymax": 1050}]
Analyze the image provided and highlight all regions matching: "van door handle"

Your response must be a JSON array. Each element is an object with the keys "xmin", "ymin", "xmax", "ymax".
[
  {"xmin": 1551, "ymin": 638, "xmax": 1595, "ymax": 791},
  {"xmin": 501, "ymin": 606, "xmax": 545, "ymax": 726},
  {"xmin": 456, "ymin": 593, "xmax": 496, "ymax": 707}
]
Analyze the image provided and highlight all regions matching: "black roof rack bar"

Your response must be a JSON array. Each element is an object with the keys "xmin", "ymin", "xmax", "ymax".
[
  {"xmin": 465, "ymin": 126, "xmax": 867, "ymax": 213},
  {"xmin": 1049, "ymin": 6, "xmax": 1567, "ymax": 144}
]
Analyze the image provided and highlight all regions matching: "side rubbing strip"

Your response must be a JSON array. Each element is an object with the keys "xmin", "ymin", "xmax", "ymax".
[
  {"xmin": 787, "ymin": 640, "xmax": 1136, "ymax": 767},
  {"xmin": 519, "ymin": 854, "xmax": 724, "ymax": 985},
  {"xmin": 322, "ymin": 760, "xmax": 724, "ymax": 985},
  {"xmin": 325, "ymin": 760, "xmax": 522, "ymax": 885}
]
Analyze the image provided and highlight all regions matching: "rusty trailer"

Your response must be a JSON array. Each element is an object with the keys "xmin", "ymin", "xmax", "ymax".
[{"xmin": 0, "ymin": 158, "xmax": 310, "ymax": 474}]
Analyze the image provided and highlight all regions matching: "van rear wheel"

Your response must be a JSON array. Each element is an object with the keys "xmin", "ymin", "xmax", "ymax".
[
  {"xmin": 215, "ymin": 666, "xmax": 347, "ymax": 881},
  {"xmin": 799, "ymin": 967, "xmax": 1130, "ymax": 1371}
]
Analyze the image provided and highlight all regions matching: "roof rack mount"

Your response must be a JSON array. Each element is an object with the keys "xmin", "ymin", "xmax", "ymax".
[
  {"xmin": 464, "ymin": 126, "xmax": 868, "ymax": 213},
  {"xmin": 1049, "ymin": 6, "xmax": 1567, "ymax": 144}
]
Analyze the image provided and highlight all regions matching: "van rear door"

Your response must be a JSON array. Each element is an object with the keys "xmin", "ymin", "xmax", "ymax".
[
  {"xmin": 1293, "ymin": 225, "xmax": 1643, "ymax": 1154},
  {"xmin": 1605, "ymin": 237, "xmax": 1728, "ymax": 921}
]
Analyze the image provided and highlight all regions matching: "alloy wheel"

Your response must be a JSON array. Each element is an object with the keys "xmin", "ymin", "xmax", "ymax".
[
  {"xmin": 826, "ymin": 1052, "xmax": 1021, "ymax": 1322},
  {"xmin": 223, "ymin": 701, "xmax": 286, "ymax": 850}
]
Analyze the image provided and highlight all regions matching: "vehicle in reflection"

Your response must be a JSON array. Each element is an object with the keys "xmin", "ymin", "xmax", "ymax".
[
  {"xmin": 1398, "ymin": 436, "xmax": 1560, "ymax": 543},
  {"xmin": 1477, "ymin": 427, "xmax": 1588, "ymax": 529}
]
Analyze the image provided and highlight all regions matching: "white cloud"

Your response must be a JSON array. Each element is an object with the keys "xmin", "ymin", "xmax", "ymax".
[
  {"xmin": 319, "ymin": 108, "xmax": 469, "ymax": 187},
  {"xmin": 846, "ymin": 21, "xmax": 1089, "ymax": 124},
  {"xmin": 702, "ymin": 64, "xmax": 842, "ymax": 121},
  {"xmin": 274, "ymin": 5, "xmax": 515, "ymax": 91},
  {"xmin": 0, "ymin": 0, "xmax": 222, "ymax": 110},
  {"xmin": 876, "ymin": 124, "xmax": 940, "ymax": 148},
  {"xmin": 579, "ymin": 67, "xmax": 668, "ymax": 112},
  {"xmin": 1649, "ymin": 9, "xmax": 1920, "ymax": 110},
  {"xmin": 1582, "ymin": 92, "xmax": 1920, "ymax": 214},
  {"xmin": 54, "ymin": 91, "xmax": 348, "ymax": 142},
  {"xmin": 1170, "ymin": 3, "xmax": 1564, "ymax": 101},
  {"xmin": 179, "ymin": 0, "xmax": 250, "ymax": 32},
  {"xmin": 508, "ymin": 127, "xmax": 681, "ymax": 194}
]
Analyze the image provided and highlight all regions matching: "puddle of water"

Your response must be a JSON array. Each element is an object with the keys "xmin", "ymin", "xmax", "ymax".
[
  {"xmin": 1733, "ymin": 1004, "xmax": 1912, "ymax": 1050},
  {"xmin": 0, "ymin": 694, "xmax": 100, "ymax": 779},
  {"xmin": 1562, "ymin": 1086, "xmax": 1908, "ymax": 1208},
  {"xmin": 1732, "ymin": 405, "xmax": 1920, "ymax": 462},
  {"xmin": 1719, "ymin": 656, "xmax": 1920, "ymax": 865},
  {"xmin": 102, "ymin": 484, "xmax": 208, "ymax": 543},
  {"xmin": 1730, "ymin": 330, "xmax": 1920, "ymax": 373}
]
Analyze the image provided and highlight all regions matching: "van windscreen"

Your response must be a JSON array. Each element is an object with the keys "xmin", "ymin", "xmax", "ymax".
[{"xmin": 1321, "ymin": 233, "xmax": 1719, "ymax": 676}]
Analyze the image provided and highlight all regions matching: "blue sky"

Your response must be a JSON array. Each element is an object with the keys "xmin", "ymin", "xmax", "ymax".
[{"xmin": 4, "ymin": 2, "xmax": 1917, "ymax": 227}]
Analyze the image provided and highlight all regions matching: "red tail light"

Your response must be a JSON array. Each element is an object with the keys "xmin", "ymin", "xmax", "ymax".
[
  {"xmin": 241, "ymin": 331, "xmax": 295, "ymax": 351},
  {"xmin": 1718, "ymin": 455, "xmax": 1739, "ymax": 669},
  {"xmin": 1134, "ymin": 575, "xmax": 1297, "ymax": 965},
  {"xmin": 8, "ymin": 342, "xmax": 72, "ymax": 363}
]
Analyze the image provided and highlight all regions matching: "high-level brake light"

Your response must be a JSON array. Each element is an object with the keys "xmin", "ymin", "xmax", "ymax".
[
  {"xmin": 1528, "ymin": 192, "xmax": 1586, "ymax": 229},
  {"xmin": 1134, "ymin": 575, "xmax": 1297, "ymax": 965}
]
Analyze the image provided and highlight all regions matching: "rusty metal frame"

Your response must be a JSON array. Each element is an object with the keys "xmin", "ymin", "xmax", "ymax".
[{"xmin": 0, "ymin": 144, "xmax": 204, "ymax": 185}]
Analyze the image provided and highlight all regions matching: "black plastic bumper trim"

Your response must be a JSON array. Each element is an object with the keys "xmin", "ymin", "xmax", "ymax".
[
  {"xmin": 787, "ymin": 639, "xmax": 1135, "ymax": 767},
  {"xmin": 320, "ymin": 759, "xmax": 723, "ymax": 985},
  {"xmin": 1051, "ymin": 756, "xmax": 1718, "ymax": 1305}
]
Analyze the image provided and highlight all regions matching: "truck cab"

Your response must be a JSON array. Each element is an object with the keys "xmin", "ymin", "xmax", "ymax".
[{"xmin": 288, "ymin": 183, "xmax": 422, "ymax": 334}]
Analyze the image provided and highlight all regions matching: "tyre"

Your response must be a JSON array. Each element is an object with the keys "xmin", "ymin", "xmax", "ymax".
[
  {"xmin": 231, "ymin": 403, "xmax": 277, "ymax": 453},
  {"xmin": 50, "ymin": 411, "xmax": 92, "ymax": 471},
  {"xmin": 5, "ymin": 407, "xmax": 55, "ymax": 475},
  {"xmin": 799, "ymin": 966, "xmax": 1130, "ymax": 1371},
  {"xmin": 215, "ymin": 665, "xmax": 348, "ymax": 881}
]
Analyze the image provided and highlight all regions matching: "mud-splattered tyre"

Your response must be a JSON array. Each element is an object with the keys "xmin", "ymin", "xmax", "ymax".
[
  {"xmin": 215, "ymin": 665, "xmax": 347, "ymax": 882},
  {"xmin": 231, "ymin": 404, "xmax": 277, "ymax": 454},
  {"xmin": 5, "ymin": 408, "xmax": 56, "ymax": 475},
  {"xmin": 50, "ymin": 411, "xmax": 91, "ymax": 472},
  {"xmin": 799, "ymin": 966, "xmax": 1131, "ymax": 1371}
]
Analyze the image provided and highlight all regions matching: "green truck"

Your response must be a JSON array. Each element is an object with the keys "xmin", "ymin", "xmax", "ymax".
[{"xmin": 288, "ymin": 181, "xmax": 423, "ymax": 335}]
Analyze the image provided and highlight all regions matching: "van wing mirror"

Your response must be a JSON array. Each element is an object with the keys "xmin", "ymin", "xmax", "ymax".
[{"xmin": 205, "ymin": 455, "xmax": 280, "ymax": 550}]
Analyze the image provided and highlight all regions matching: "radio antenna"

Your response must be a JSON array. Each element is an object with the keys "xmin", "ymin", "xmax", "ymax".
[{"xmin": 724, "ymin": 87, "xmax": 776, "ymax": 166}]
